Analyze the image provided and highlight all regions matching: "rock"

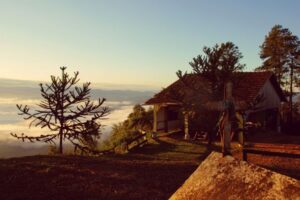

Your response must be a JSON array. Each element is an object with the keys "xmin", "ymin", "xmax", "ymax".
[{"xmin": 170, "ymin": 152, "xmax": 300, "ymax": 200}]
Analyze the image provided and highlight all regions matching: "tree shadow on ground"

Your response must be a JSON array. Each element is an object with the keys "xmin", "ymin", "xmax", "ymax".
[
  {"xmin": 127, "ymin": 134, "xmax": 214, "ymax": 164},
  {"xmin": 129, "ymin": 137, "xmax": 178, "ymax": 155}
]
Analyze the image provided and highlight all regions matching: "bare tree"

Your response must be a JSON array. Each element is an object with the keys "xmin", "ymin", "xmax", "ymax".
[{"xmin": 11, "ymin": 67, "xmax": 110, "ymax": 155}]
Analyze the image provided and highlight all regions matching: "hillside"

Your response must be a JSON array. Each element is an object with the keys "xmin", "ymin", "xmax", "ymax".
[
  {"xmin": 0, "ymin": 135, "xmax": 299, "ymax": 200},
  {"xmin": 0, "ymin": 136, "xmax": 205, "ymax": 200}
]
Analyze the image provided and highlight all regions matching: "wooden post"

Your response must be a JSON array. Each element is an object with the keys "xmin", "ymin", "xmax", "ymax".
[
  {"xmin": 242, "ymin": 149, "xmax": 247, "ymax": 161},
  {"xmin": 237, "ymin": 112, "xmax": 244, "ymax": 146},
  {"xmin": 164, "ymin": 106, "xmax": 168, "ymax": 133},
  {"xmin": 223, "ymin": 81, "xmax": 234, "ymax": 155},
  {"xmin": 184, "ymin": 112, "xmax": 190, "ymax": 140},
  {"xmin": 153, "ymin": 105, "xmax": 158, "ymax": 133},
  {"xmin": 224, "ymin": 81, "xmax": 233, "ymax": 100},
  {"xmin": 223, "ymin": 115, "xmax": 231, "ymax": 155},
  {"xmin": 152, "ymin": 105, "xmax": 159, "ymax": 138},
  {"xmin": 205, "ymin": 81, "xmax": 244, "ymax": 156}
]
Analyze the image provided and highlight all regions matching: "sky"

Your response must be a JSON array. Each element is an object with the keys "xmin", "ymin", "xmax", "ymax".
[{"xmin": 0, "ymin": 0, "xmax": 299, "ymax": 89}]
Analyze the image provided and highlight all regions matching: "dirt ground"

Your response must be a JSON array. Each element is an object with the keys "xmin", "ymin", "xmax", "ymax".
[{"xmin": 0, "ymin": 134, "xmax": 299, "ymax": 200}]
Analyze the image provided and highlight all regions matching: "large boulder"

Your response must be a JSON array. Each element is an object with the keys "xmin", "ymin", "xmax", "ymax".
[{"xmin": 170, "ymin": 152, "xmax": 300, "ymax": 200}]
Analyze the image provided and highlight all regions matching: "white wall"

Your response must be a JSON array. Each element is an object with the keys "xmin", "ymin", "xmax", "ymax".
[
  {"xmin": 255, "ymin": 80, "xmax": 281, "ymax": 111},
  {"xmin": 157, "ymin": 107, "xmax": 166, "ymax": 130},
  {"xmin": 156, "ymin": 106, "xmax": 182, "ymax": 132}
]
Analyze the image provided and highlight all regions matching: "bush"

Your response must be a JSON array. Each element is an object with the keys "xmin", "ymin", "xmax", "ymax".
[{"xmin": 104, "ymin": 104, "xmax": 153, "ymax": 149}]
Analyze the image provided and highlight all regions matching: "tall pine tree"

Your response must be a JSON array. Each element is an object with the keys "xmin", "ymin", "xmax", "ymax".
[{"xmin": 256, "ymin": 25, "xmax": 300, "ymax": 122}]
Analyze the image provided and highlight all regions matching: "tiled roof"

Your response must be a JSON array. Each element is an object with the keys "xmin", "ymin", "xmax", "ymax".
[
  {"xmin": 145, "ymin": 71, "xmax": 286, "ymax": 105},
  {"xmin": 145, "ymin": 74, "xmax": 211, "ymax": 105},
  {"xmin": 233, "ymin": 72, "xmax": 272, "ymax": 102}
]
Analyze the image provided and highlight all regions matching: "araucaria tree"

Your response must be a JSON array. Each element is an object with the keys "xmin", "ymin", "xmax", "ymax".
[
  {"xmin": 175, "ymin": 42, "xmax": 245, "ymax": 107},
  {"xmin": 180, "ymin": 42, "xmax": 245, "ymax": 98},
  {"xmin": 11, "ymin": 67, "xmax": 110, "ymax": 154},
  {"xmin": 173, "ymin": 42, "xmax": 245, "ymax": 143}
]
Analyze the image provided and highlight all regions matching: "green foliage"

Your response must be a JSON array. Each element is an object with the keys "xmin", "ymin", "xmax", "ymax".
[
  {"xmin": 127, "ymin": 104, "xmax": 153, "ymax": 131},
  {"xmin": 75, "ymin": 121, "xmax": 101, "ymax": 153},
  {"xmin": 105, "ymin": 104, "xmax": 153, "ymax": 148},
  {"xmin": 256, "ymin": 25, "xmax": 300, "ymax": 123},
  {"xmin": 256, "ymin": 25, "xmax": 300, "ymax": 88},
  {"xmin": 177, "ymin": 42, "xmax": 245, "ymax": 99},
  {"xmin": 174, "ymin": 42, "xmax": 245, "ymax": 136},
  {"xmin": 110, "ymin": 122, "xmax": 134, "ymax": 146},
  {"xmin": 190, "ymin": 42, "xmax": 244, "ymax": 79}
]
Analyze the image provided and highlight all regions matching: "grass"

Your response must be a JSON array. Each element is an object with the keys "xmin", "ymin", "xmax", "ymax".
[
  {"xmin": 0, "ymin": 135, "xmax": 207, "ymax": 200},
  {"xmin": 0, "ymin": 132, "xmax": 299, "ymax": 200}
]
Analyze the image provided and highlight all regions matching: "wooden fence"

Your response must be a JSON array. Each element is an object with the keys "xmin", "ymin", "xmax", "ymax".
[
  {"xmin": 127, "ymin": 133, "xmax": 148, "ymax": 151},
  {"xmin": 98, "ymin": 148, "xmax": 115, "ymax": 155},
  {"xmin": 242, "ymin": 143, "xmax": 300, "ymax": 161}
]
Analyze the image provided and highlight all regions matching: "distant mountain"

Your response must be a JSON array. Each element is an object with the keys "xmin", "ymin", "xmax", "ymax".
[
  {"xmin": 90, "ymin": 89, "xmax": 154, "ymax": 103},
  {"xmin": 0, "ymin": 78, "xmax": 40, "ymax": 88},
  {"xmin": 0, "ymin": 78, "xmax": 156, "ymax": 104}
]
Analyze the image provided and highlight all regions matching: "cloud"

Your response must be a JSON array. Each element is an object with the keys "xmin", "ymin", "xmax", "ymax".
[
  {"xmin": 0, "ymin": 120, "xmax": 50, "ymax": 142},
  {"xmin": 0, "ymin": 78, "xmax": 40, "ymax": 88},
  {"xmin": 0, "ymin": 100, "xmax": 136, "ymax": 157},
  {"xmin": 0, "ymin": 80, "xmax": 152, "ymax": 157},
  {"xmin": 0, "ymin": 97, "xmax": 40, "ymax": 105},
  {"xmin": 0, "ymin": 80, "xmax": 153, "ymax": 158}
]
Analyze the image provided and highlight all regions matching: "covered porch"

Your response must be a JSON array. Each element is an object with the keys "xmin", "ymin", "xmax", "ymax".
[
  {"xmin": 152, "ymin": 103, "xmax": 191, "ymax": 139},
  {"xmin": 150, "ymin": 102, "xmax": 282, "ymax": 140}
]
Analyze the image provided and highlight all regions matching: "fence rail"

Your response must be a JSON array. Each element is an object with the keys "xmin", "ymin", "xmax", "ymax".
[
  {"xmin": 242, "ymin": 143, "xmax": 300, "ymax": 161},
  {"xmin": 127, "ymin": 133, "xmax": 148, "ymax": 151},
  {"xmin": 98, "ymin": 148, "xmax": 115, "ymax": 155}
]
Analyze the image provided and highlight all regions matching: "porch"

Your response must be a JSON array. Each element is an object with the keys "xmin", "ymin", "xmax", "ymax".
[
  {"xmin": 152, "ymin": 104, "xmax": 192, "ymax": 139},
  {"xmin": 151, "ymin": 103, "xmax": 282, "ymax": 141}
]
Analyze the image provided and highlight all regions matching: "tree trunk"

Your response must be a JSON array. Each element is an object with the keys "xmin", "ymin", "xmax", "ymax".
[
  {"xmin": 58, "ymin": 67, "xmax": 65, "ymax": 154},
  {"xmin": 290, "ymin": 60, "xmax": 294, "ymax": 125},
  {"xmin": 59, "ymin": 128, "xmax": 63, "ymax": 154}
]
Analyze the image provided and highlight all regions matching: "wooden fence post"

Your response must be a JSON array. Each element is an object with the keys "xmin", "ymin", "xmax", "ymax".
[{"xmin": 242, "ymin": 149, "xmax": 247, "ymax": 161}]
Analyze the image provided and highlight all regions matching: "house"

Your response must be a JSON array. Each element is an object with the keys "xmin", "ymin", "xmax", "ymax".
[{"xmin": 145, "ymin": 72, "xmax": 286, "ymax": 138}]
